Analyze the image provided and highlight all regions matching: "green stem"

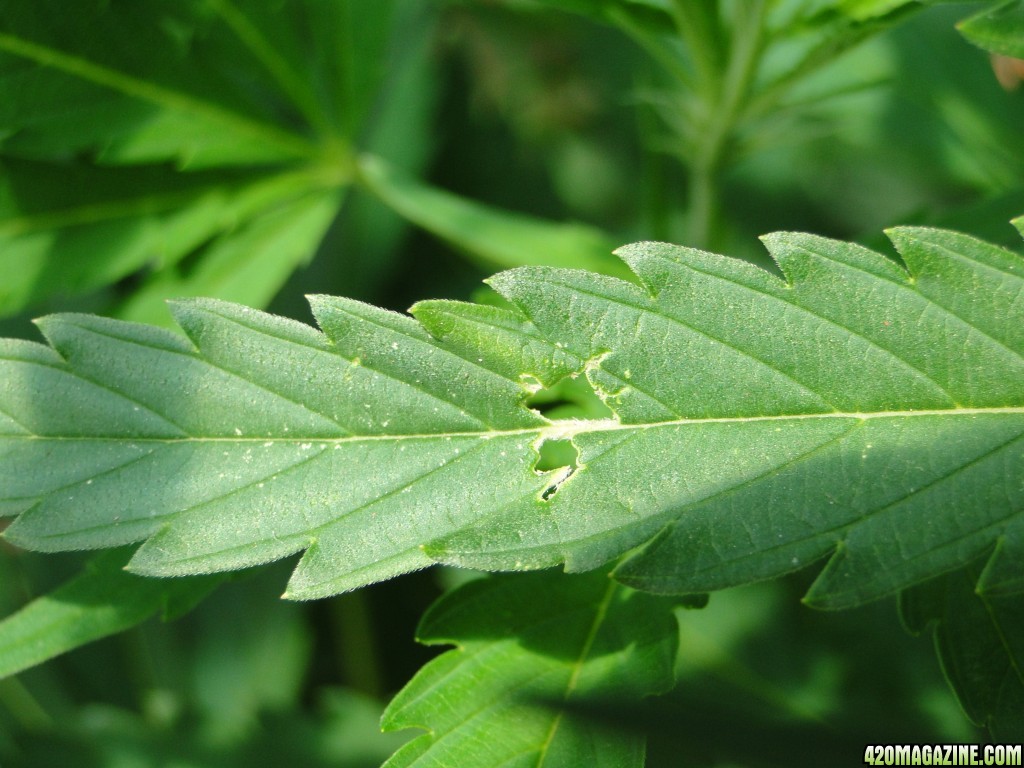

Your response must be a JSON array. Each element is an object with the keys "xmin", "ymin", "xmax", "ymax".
[
  {"xmin": 636, "ymin": 69, "xmax": 672, "ymax": 242},
  {"xmin": 329, "ymin": 590, "xmax": 384, "ymax": 699},
  {"xmin": 0, "ymin": 677, "xmax": 52, "ymax": 729},
  {"xmin": 687, "ymin": 0, "xmax": 767, "ymax": 249},
  {"xmin": 687, "ymin": 157, "xmax": 717, "ymax": 250},
  {"xmin": 670, "ymin": 0, "xmax": 723, "ymax": 97}
]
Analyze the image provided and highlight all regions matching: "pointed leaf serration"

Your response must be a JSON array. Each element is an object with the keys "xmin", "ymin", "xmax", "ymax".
[{"xmin": 2, "ymin": 225, "xmax": 1022, "ymax": 605}]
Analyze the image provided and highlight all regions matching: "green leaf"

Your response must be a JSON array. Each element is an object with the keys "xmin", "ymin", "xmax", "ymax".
[
  {"xmin": 113, "ymin": 188, "xmax": 342, "ymax": 326},
  {"xmin": 0, "ymin": 0, "xmax": 438, "ymax": 319},
  {"xmin": 380, "ymin": 569, "xmax": 678, "ymax": 768},
  {"xmin": 0, "ymin": 0, "xmax": 333, "ymax": 163},
  {"xmin": 0, "ymin": 157, "xmax": 341, "ymax": 321},
  {"xmin": 2, "ymin": 686, "xmax": 410, "ymax": 767},
  {"xmin": 0, "ymin": 549, "xmax": 222, "ymax": 680},
  {"xmin": 958, "ymin": 0, "xmax": 1024, "ymax": 58},
  {"xmin": 901, "ymin": 564, "xmax": 1024, "ymax": 739},
  {"xmin": 0, "ymin": 296, "xmax": 553, "ymax": 598},
  {"xmin": 357, "ymin": 154, "xmax": 631, "ymax": 279},
  {"xmin": 1, "ymin": 224, "xmax": 1022, "ymax": 608},
  {"xmin": 433, "ymin": 225, "xmax": 1024, "ymax": 610}
]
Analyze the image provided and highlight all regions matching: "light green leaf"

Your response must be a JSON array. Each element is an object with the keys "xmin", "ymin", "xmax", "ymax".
[
  {"xmin": 0, "ymin": 549, "xmax": 222, "ymax": 680},
  {"xmin": 380, "ymin": 569, "xmax": 678, "ymax": 768},
  {"xmin": 1, "ymin": 224, "xmax": 1022, "ymax": 608},
  {"xmin": 0, "ymin": 295, "xmax": 552, "ymax": 598},
  {"xmin": 958, "ymin": 0, "xmax": 1024, "ymax": 58},
  {"xmin": 357, "ymin": 154, "xmax": 631, "ymax": 278},
  {"xmin": 113, "ymin": 188, "xmax": 342, "ymax": 326},
  {"xmin": 0, "ymin": 158, "xmax": 339, "ymax": 320},
  {"xmin": 433, "ymin": 225, "xmax": 1024, "ymax": 610}
]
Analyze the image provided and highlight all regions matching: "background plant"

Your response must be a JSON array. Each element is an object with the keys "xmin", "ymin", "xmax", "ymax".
[{"xmin": 0, "ymin": 1, "xmax": 1022, "ymax": 765}]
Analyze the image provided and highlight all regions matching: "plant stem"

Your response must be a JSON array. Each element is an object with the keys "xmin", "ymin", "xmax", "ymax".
[
  {"xmin": 670, "ymin": 0, "xmax": 723, "ymax": 97},
  {"xmin": 329, "ymin": 590, "xmax": 384, "ymax": 699},
  {"xmin": 636, "ymin": 69, "xmax": 672, "ymax": 242},
  {"xmin": 607, "ymin": 6, "xmax": 694, "ymax": 88},
  {"xmin": 0, "ymin": 677, "xmax": 52, "ymax": 729},
  {"xmin": 687, "ymin": 0, "xmax": 767, "ymax": 249}
]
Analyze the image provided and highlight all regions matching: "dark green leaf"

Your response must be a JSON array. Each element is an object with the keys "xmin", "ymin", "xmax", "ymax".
[
  {"xmin": 381, "ymin": 569, "xmax": 677, "ymax": 768},
  {"xmin": 901, "ymin": 565, "xmax": 1024, "ymax": 740},
  {"xmin": 0, "ymin": 0, "xmax": 439, "ymax": 319},
  {"xmin": 958, "ymin": 0, "xmax": 1024, "ymax": 58},
  {"xmin": 0, "ymin": 549, "xmax": 221, "ymax": 679}
]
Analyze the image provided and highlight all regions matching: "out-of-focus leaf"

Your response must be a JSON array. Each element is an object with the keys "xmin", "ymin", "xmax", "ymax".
[
  {"xmin": 0, "ymin": 157, "xmax": 340, "ymax": 321},
  {"xmin": 284, "ymin": 1, "xmax": 443, "ymax": 309},
  {"xmin": 0, "ymin": 0, "xmax": 335, "ymax": 164},
  {"xmin": 0, "ymin": 687, "xmax": 408, "ymax": 768},
  {"xmin": 0, "ymin": 0, "xmax": 440, "ymax": 319},
  {"xmin": 381, "ymin": 569, "xmax": 677, "ymax": 768},
  {"xmin": 487, "ymin": 0, "xmax": 675, "ymax": 34},
  {"xmin": 958, "ymin": 0, "xmax": 1024, "ymax": 58},
  {"xmin": 357, "ymin": 154, "xmax": 631, "ymax": 278},
  {"xmin": 0, "ymin": 549, "xmax": 222, "ymax": 680},
  {"xmin": 185, "ymin": 566, "xmax": 314, "ymax": 744},
  {"xmin": 115, "ymin": 188, "xmax": 342, "ymax": 326},
  {"xmin": 901, "ymin": 564, "xmax": 1024, "ymax": 740}
]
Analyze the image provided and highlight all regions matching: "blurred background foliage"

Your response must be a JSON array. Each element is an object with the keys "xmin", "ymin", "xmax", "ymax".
[{"xmin": 1, "ymin": 0, "xmax": 1021, "ymax": 763}]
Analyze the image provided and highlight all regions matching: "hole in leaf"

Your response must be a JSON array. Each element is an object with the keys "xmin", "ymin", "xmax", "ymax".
[
  {"xmin": 528, "ymin": 369, "xmax": 612, "ymax": 499},
  {"xmin": 536, "ymin": 437, "xmax": 576, "ymax": 474},
  {"xmin": 525, "ymin": 372, "xmax": 614, "ymax": 421}
]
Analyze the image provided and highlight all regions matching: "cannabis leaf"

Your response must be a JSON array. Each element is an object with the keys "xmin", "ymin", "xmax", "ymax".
[
  {"xmin": 0, "ymin": 294, "xmax": 556, "ymax": 598},
  {"xmin": 959, "ymin": 0, "xmax": 1024, "ymax": 58},
  {"xmin": 0, "ymin": 0, "xmax": 360, "ymax": 320},
  {"xmin": 0, "ymin": 0, "xmax": 624, "ymax": 324},
  {"xmin": 429, "ymin": 224, "xmax": 1024, "ymax": 609},
  {"xmin": 380, "ymin": 569, "xmax": 678, "ymax": 768},
  {"xmin": 1, "ymin": 223, "xmax": 1022, "ymax": 610},
  {"xmin": 901, "ymin": 564, "xmax": 1024, "ymax": 739},
  {"xmin": 0, "ymin": 549, "xmax": 221, "ymax": 680},
  {"xmin": 1, "ymin": 0, "xmax": 528, "ymax": 327}
]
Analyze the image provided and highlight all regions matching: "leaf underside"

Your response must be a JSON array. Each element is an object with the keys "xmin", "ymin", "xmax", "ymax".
[{"xmin": 1, "ymin": 223, "xmax": 1022, "ymax": 605}]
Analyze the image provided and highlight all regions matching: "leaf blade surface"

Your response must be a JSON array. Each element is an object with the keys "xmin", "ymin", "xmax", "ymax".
[
  {"xmin": 0, "ymin": 225, "xmax": 1021, "ymax": 606},
  {"xmin": 380, "ymin": 570, "xmax": 678, "ymax": 768}
]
